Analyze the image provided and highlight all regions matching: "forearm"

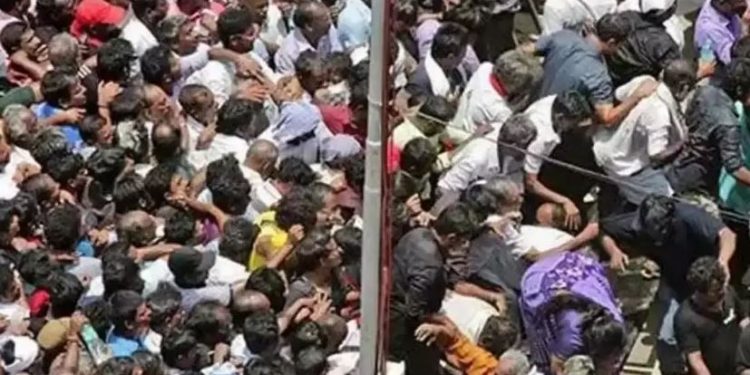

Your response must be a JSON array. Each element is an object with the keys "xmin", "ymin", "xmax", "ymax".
[
  {"xmin": 687, "ymin": 353, "xmax": 712, "ymax": 375},
  {"xmin": 452, "ymin": 281, "xmax": 501, "ymax": 305},
  {"xmin": 135, "ymin": 243, "xmax": 180, "ymax": 261},
  {"xmin": 598, "ymin": 95, "xmax": 641, "ymax": 127},
  {"xmin": 732, "ymin": 167, "xmax": 750, "ymax": 187},
  {"xmin": 549, "ymin": 222, "xmax": 599, "ymax": 253},
  {"xmin": 266, "ymin": 243, "xmax": 294, "ymax": 270},
  {"xmin": 185, "ymin": 199, "xmax": 227, "ymax": 231},
  {"xmin": 525, "ymin": 174, "xmax": 570, "ymax": 205},
  {"xmin": 601, "ymin": 235, "xmax": 626, "ymax": 259},
  {"xmin": 718, "ymin": 228, "xmax": 737, "ymax": 265}
]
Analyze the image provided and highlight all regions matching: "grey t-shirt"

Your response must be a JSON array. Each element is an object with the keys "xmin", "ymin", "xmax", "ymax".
[
  {"xmin": 65, "ymin": 257, "xmax": 103, "ymax": 283},
  {"xmin": 536, "ymin": 30, "xmax": 613, "ymax": 105},
  {"xmin": 178, "ymin": 285, "xmax": 232, "ymax": 312}
]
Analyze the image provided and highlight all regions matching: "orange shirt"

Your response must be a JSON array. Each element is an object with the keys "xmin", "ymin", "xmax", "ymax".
[{"xmin": 442, "ymin": 332, "xmax": 499, "ymax": 375}]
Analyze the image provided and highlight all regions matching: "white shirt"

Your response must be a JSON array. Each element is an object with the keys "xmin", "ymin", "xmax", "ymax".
[
  {"xmin": 259, "ymin": 2, "xmax": 289, "ymax": 49},
  {"xmin": 121, "ymin": 14, "xmax": 159, "ymax": 57},
  {"xmin": 449, "ymin": 63, "xmax": 513, "ymax": 144},
  {"xmin": 523, "ymin": 96, "xmax": 560, "ymax": 175},
  {"xmin": 248, "ymin": 180, "xmax": 282, "ymax": 220},
  {"xmin": 542, "ymin": 0, "xmax": 617, "ymax": 35},
  {"xmin": 185, "ymin": 51, "xmax": 277, "ymax": 105},
  {"xmin": 593, "ymin": 76, "xmax": 684, "ymax": 177},
  {"xmin": 511, "ymin": 225, "xmax": 577, "ymax": 257},
  {"xmin": 440, "ymin": 292, "xmax": 499, "ymax": 343},
  {"xmin": 187, "ymin": 133, "xmax": 249, "ymax": 171},
  {"xmin": 0, "ymin": 147, "xmax": 38, "ymax": 200}
]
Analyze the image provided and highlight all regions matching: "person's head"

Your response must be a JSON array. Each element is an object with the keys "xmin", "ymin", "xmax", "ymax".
[
  {"xmin": 217, "ymin": 97, "xmax": 257, "ymax": 138},
  {"xmin": 145, "ymin": 162, "xmax": 180, "ymax": 209},
  {"xmin": 296, "ymin": 51, "xmax": 329, "ymax": 96},
  {"xmin": 146, "ymin": 283, "xmax": 183, "ymax": 335},
  {"xmin": 151, "ymin": 122, "xmax": 182, "ymax": 164},
  {"xmin": 295, "ymin": 228, "xmax": 341, "ymax": 275},
  {"xmin": 415, "ymin": 95, "xmax": 454, "ymax": 136},
  {"xmin": 393, "ymin": 0, "xmax": 417, "ymax": 32},
  {"xmin": 81, "ymin": 298, "xmax": 111, "ymax": 339},
  {"xmin": 20, "ymin": 173, "xmax": 60, "ymax": 208},
  {"xmin": 46, "ymin": 271, "xmax": 84, "ymax": 318},
  {"xmin": 294, "ymin": 346, "xmax": 328, "ymax": 375},
  {"xmin": 309, "ymin": 182, "xmax": 342, "ymax": 227},
  {"xmin": 497, "ymin": 113, "xmax": 537, "ymax": 161},
  {"xmin": 30, "ymin": 128, "xmax": 68, "ymax": 168},
  {"xmin": 141, "ymin": 45, "xmax": 181, "ymax": 95},
  {"xmin": 662, "ymin": 59, "xmax": 697, "ymax": 102},
  {"xmin": 0, "ymin": 0, "xmax": 29, "ymax": 17},
  {"xmin": 41, "ymin": 68, "xmax": 86, "ymax": 109},
  {"xmin": 593, "ymin": 13, "xmax": 631, "ymax": 55},
  {"xmin": 2, "ymin": 104, "xmax": 37, "ymax": 150},
  {"xmin": 161, "ymin": 328, "xmax": 211, "ymax": 370},
  {"xmin": 109, "ymin": 290, "xmax": 151, "ymax": 336},
  {"xmin": 245, "ymin": 267, "xmax": 286, "ymax": 313},
  {"xmin": 96, "ymin": 357, "xmax": 140, "ymax": 375},
  {"xmin": 246, "ymin": 139, "xmax": 279, "ymax": 179},
  {"xmin": 44, "ymin": 204, "xmax": 81, "ymax": 252},
  {"xmin": 103, "ymin": 252, "xmax": 145, "ymax": 298},
  {"xmin": 47, "ymin": 32, "xmax": 80, "ymax": 68},
  {"xmin": 168, "ymin": 246, "xmax": 216, "ymax": 288},
  {"xmin": 294, "ymin": 1, "xmax": 333, "ymax": 45},
  {"xmin": 206, "ymin": 156, "xmax": 251, "ymax": 215},
  {"xmin": 431, "ymin": 22, "xmax": 468, "ymax": 71},
  {"xmin": 333, "ymin": 226, "xmax": 361, "ymax": 266},
  {"xmin": 276, "ymin": 157, "xmax": 316, "ymax": 188},
  {"xmin": 18, "ymin": 249, "xmax": 56, "ymax": 287},
  {"xmin": 723, "ymin": 58, "xmax": 750, "ymax": 106},
  {"xmin": 275, "ymin": 188, "xmax": 319, "ymax": 232},
  {"xmin": 219, "ymin": 217, "xmax": 258, "ymax": 264},
  {"xmin": 179, "ymin": 84, "xmax": 216, "ymax": 125},
  {"xmin": 482, "ymin": 176, "xmax": 524, "ymax": 216},
  {"xmin": 476, "ymin": 315, "xmax": 519, "ymax": 357},
  {"xmin": 218, "ymin": 7, "xmax": 259, "ymax": 53},
  {"xmin": 288, "ymin": 319, "xmax": 325, "ymax": 355},
  {"xmin": 231, "ymin": 289, "xmax": 270, "ymax": 329},
  {"xmin": 12, "ymin": 192, "xmax": 40, "ymax": 237},
  {"xmin": 637, "ymin": 194, "xmax": 675, "ymax": 246},
  {"xmin": 687, "ymin": 256, "xmax": 728, "ymax": 307},
  {"xmin": 96, "ymin": 38, "xmax": 136, "ymax": 83},
  {"xmin": 581, "ymin": 308, "xmax": 626, "ymax": 371},
  {"xmin": 114, "ymin": 172, "xmax": 154, "ymax": 214},
  {"xmin": 348, "ymin": 78, "xmax": 368, "ymax": 128},
  {"xmin": 158, "ymin": 14, "xmax": 199, "ymax": 55},
  {"xmin": 132, "ymin": 0, "xmax": 168, "ymax": 28},
  {"xmin": 0, "ymin": 22, "xmax": 41, "ymax": 58},
  {"xmin": 46, "ymin": 153, "xmax": 85, "ymax": 193},
  {"xmin": 326, "ymin": 52, "xmax": 351, "ymax": 84},
  {"xmin": 400, "ymin": 138, "xmax": 437, "ymax": 178},
  {"xmin": 132, "ymin": 350, "xmax": 165, "ymax": 375},
  {"xmin": 496, "ymin": 349, "xmax": 531, "ymax": 375},
  {"xmin": 242, "ymin": 0, "xmax": 270, "ymax": 20},
  {"xmin": 87, "ymin": 147, "xmax": 127, "ymax": 189},
  {"xmin": 492, "ymin": 50, "xmax": 542, "ymax": 110},
  {"xmin": 116, "ymin": 210, "xmax": 157, "ymax": 247},
  {"xmin": 551, "ymin": 91, "xmax": 593, "ymax": 134},
  {"xmin": 80, "ymin": 114, "xmax": 114, "ymax": 147},
  {"xmin": 164, "ymin": 209, "xmax": 196, "ymax": 245},
  {"xmin": 712, "ymin": 0, "xmax": 747, "ymax": 16},
  {"xmin": 433, "ymin": 202, "xmax": 479, "ymax": 253},
  {"xmin": 186, "ymin": 301, "xmax": 233, "ymax": 346},
  {"xmin": 243, "ymin": 310, "xmax": 280, "ymax": 358}
]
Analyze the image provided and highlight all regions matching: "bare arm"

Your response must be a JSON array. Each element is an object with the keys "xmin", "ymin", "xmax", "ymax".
[
  {"xmin": 596, "ymin": 79, "xmax": 658, "ymax": 127},
  {"xmin": 732, "ymin": 167, "xmax": 750, "ymax": 187},
  {"xmin": 718, "ymin": 227, "xmax": 737, "ymax": 269},
  {"xmin": 9, "ymin": 51, "xmax": 48, "ymax": 80},
  {"xmin": 686, "ymin": 352, "xmax": 713, "ymax": 375}
]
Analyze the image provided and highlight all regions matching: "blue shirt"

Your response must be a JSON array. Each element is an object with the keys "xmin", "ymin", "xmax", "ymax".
[
  {"xmin": 337, "ymin": 0, "xmax": 371, "ymax": 50},
  {"xmin": 106, "ymin": 332, "xmax": 145, "ymax": 357},
  {"xmin": 274, "ymin": 27, "xmax": 343, "ymax": 74},
  {"xmin": 34, "ymin": 102, "xmax": 83, "ymax": 151}
]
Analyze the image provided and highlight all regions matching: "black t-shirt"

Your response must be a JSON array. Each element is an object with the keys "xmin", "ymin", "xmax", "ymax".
[
  {"xmin": 735, "ymin": 325, "xmax": 750, "ymax": 373},
  {"xmin": 600, "ymin": 202, "xmax": 724, "ymax": 300},
  {"xmin": 675, "ymin": 287, "xmax": 746, "ymax": 375}
]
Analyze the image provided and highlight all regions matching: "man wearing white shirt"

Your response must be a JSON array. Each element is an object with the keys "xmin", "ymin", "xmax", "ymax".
[
  {"xmin": 438, "ymin": 113, "xmax": 537, "ymax": 194},
  {"xmin": 121, "ymin": 3, "xmax": 162, "ymax": 58},
  {"xmin": 593, "ymin": 60, "xmax": 695, "ymax": 208},
  {"xmin": 542, "ymin": 0, "xmax": 617, "ymax": 35},
  {"xmin": 449, "ymin": 50, "xmax": 542, "ymax": 144},
  {"xmin": 274, "ymin": 1, "xmax": 343, "ymax": 74},
  {"xmin": 188, "ymin": 97, "xmax": 258, "ymax": 171},
  {"xmin": 523, "ymin": 91, "xmax": 594, "ymax": 230},
  {"xmin": 0, "ymin": 120, "xmax": 38, "ymax": 200}
]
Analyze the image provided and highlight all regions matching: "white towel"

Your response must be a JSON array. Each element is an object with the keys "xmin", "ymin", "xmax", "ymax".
[{"xmin": 424, "ymin": 52, "xmax": 452, "ymax": 97}]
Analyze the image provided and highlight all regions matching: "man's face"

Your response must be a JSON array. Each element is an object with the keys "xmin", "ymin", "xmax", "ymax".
[
  {"xmin": 68, "ymin": 81, "xmax": 86, "ymax": 108},
  {"xmin": 231, "ymin": 24, "xmax": 258, "ymax": 53},
  {"xmin": 177, "ymin": 21, "xmax": 200, "ymax": 55},
  {"xmin": 19, "ymin": 29, "xmax": 41, "ymax": 57},
  {"xmin": 697, "ymin": 282, "xmax": 727, "ymax": 307},
  {"xmin": 308, "ymin": 8, "xmax": 332, "ymax": 42},
  {"xmin": 136, "ymin": 302, "xmax": 152, "ymax": 327},
  {"xmin": 246, "ymin": 0, "xmax": 270, "ymax": 20},
  {"xmin": 300, "ymin": 67, "xmax": 329, "ymax": 96},
  {"xmin": 316, "ymin": 192, "xmax": 343, "ymax": 227}
]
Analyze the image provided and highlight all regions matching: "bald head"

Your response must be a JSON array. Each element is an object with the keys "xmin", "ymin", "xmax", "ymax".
[
  {"xmin": 48, "ymin": 32, "xmax": 79, "ymax": 68},
  {"xmin": 663, "ymin": 59, "xmax": 697, "ymax": 101},
  {"xmin": 116, "ymin": 210, "xmax": 156, "ymax": 246},
  {"xmin": 152, "ymin": 122, "xmax": 181, "ymax": 162},
  {"xmin": 246, "ymin": 139, "xmax": 279, "ymax": 177},
  {"xmin": 317, "ymin": 313, "xmax": 348, "ymax": 355}
]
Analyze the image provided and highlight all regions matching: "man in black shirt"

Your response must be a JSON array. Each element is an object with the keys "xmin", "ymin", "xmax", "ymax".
[
  {"xmin": 675, "ymin": 257, "xmax": 747, "ymax": 375},
  {"xmin": 388, "ymin": 202, "xmax": 479, "ymax": 375}
]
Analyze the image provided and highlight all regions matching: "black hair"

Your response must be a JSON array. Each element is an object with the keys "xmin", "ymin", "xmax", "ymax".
[
  {"xmin": 19, "ymin": 173, "xmax": 57, "ymax": 207},
  {"xmin": 41, "ymin": 68, "xmax": 77, "ymax": 107},
  {"xmin": 160, "ymin": 328, "xmax": 199, "ymax": 369},
  {"xmin": 289, "ymin": 319, "xmax": 326, "ymax": 355},
  {"xmin": 326, "ymin": 52, "xmax": 352, "ymax": 82},
  {"xmin": 687, "ymin": 256, "xmax": 727, "ymax": 294},
  {"xmin": 164, "ymin": 209, "xmax": 195, "ymax": 245},
  {"xmin": 348, "ymin": 77, "xmax": 368, "ymax": 110},
  {"xmin": 243, "ymin": 310, "xmax": 279, "ymax": 355},
  {"xmin": 294, "ymin": 228, "xmax": 332, "ymax": 275},
  {"xmin": 45, "ymin": 153, "xmax": 84, "ymax": 185},
  {"xmin": 582, "ymin": 309, "xmax": 627, "ymax": 365},
  {"xmin": 476, "ymin": 315, "xmax": 519, "ymax": 357},
  {"xmin": 400, "ymin": 138, "xmax": 437, "ymax": 177},
  {"xmin": 141, "ymin": 45, "xmax": 173, "ymax": 86},
  {"xmin": 11, "ymin": 192, "xmax": 40, "ymax": 237},
  {"xmin": 276, "ymin": 157, "xmax": 316, "ymax": 185},
  {"xmin": 638, "ymin": 194, "xmax": 675, "ymax": 233},
  {"xmin": 219, "ymin": 217, "xmax": 259, "ymax": 265},
  {"xmin": 309, "ymin": 182, "xmax": 334, "ymax": 206},
  {"xmin": 217, "ymin": 7, "xmax": 256, "ymax": 47},
  {"xmin": 109, "ymin": 290, "xmax": 144, "ymax": 334},
  {"xmin": 103, "ymin": 252, "xmax": 145, "ymax": 298},
  {"xmin": 334, "ymin": 226, "xmax": 361, "ymax": 265},
  {"xmin": 293, "ymin": 1, "xmax": 323, "ymax": 29},
  {"xmin": 47, "ymin": 271, "xmax": 84, "ymax": 318},
  {"xmin": 186, "ymin": 301, "xmax": 233, "ymax": 347},
  {"xmin": 31, "ymin": 128, "xmax": 69, "ymax": 166},
  {"xmin": 723, "ymin": 58, "xmax": 750, "ymax": 101},
  {"xmin": 132, "ymin": 350, "xmax": 165, "ymax": 375},
  {"xmin": 275, "ymin": 188, "xmax": 319, "ymax": 232},
  {"xmin": 113, "ymin": 172, "xmax": 155, "ymax": 214},
  {"xmin": 79, "ymin": 115, "xmax": 106, "ymax": 145},
  {"xmin": 245, "ymin": 267, "xmax": 286, "ymax": 313},
  {"xmin": 244, "ymin": 359, "xmax": 285, "ymax": 375},
  {"xmin": 595, "ymin": 13, "xmax": 632, "ymax": 43},
  {"xmin": 144, "ymin": 161, "xmax": 179, "ymax": 209},
  {"xmin": 217, "ymin": 97, "xmax": 256, "ymax": 137},
  {"xmin": 152, "ymin": 122, "xmax": 182, "ymax": 163},
  {"xmin": 110, "ymin": 87, "xmax": 145, "ymax": 124},
  {"xmin": 206, "ymin": 156, "xmax": 251, "ymax": 215},
  {"xmin": 96, "ymin": 357, "xmax": 138, "ymax": 375},
  {"xmin": 294, "ymin": 346, "xmax": 328, "ymax": 375},
  {"xmin": 431, "ymin": 22, "xmax": 468, "ymax": 60},
  {"xmin": 81, "ymin": 298, "xmax": 112, "ymax": 340},
  {"xmin": 295, "ymin": 51, "xmax": 327, "ymax": 94},
  {"xmin": 17, "ymin": 249, "xmax": 57, "ymax": 287},
  {"xmin": 551, "ymin": 90, "xmax": 592, "ymax": 133},
  {"xmin": 349, "ymin": 60, "xmax": 369, "ymax": 87},
  {"xmin": 132, "ymin": 0, "xmax": 163, "ymax": 22},
  {"xmin": 146, "ymin": 282, "xmax": 182, "ymax": 335},
  {"xmin": 96, "ymin": 38, "xmax": 135, "ymax": 83},
  {"xmin": 443, "ymin": 1, "xmax": 487, "ymax": 32},
  {"xmin": 87, "ymin": 147, "xmax": 127, "ymax": 186},
  {"xmin": 394, "ymin": 0, "xmax": 417, "ymax": 25},
  {"xmin": 733, "ymin": 35, "xmax": 750, "ymax": 59},
  {"xmin": 419, "ymin": 95, "xmax": 455, "ymax": 123},
  {"xmin": 0, "ymin": 22, "xmax": 26, "ymax": 53},
  {"xmin": 343, "ymin": 155, "xmax": 365, "ymax": 193},
  {"xmin": 433, "ymin": 202, "xmax": 479, "ymax": 238},
  {"xmin": 44, "ymin": 204, "xmax": 81, "ymax": 251}
]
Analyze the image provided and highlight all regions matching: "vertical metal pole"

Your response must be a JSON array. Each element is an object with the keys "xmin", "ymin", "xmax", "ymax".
[{"xmin": 360, "ymin": 0, "xmax": 387, "ymax": 372}]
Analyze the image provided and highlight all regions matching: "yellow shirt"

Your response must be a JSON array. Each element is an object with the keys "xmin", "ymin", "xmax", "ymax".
[{"xmin": 249, "ymin": 211, "xmax": 289, "ymax": 271}]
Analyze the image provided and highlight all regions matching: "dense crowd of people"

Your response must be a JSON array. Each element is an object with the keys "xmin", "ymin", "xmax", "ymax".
[{"xmin": 0, "ymin": 0, "xmax": 748, "ymax": 373}]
